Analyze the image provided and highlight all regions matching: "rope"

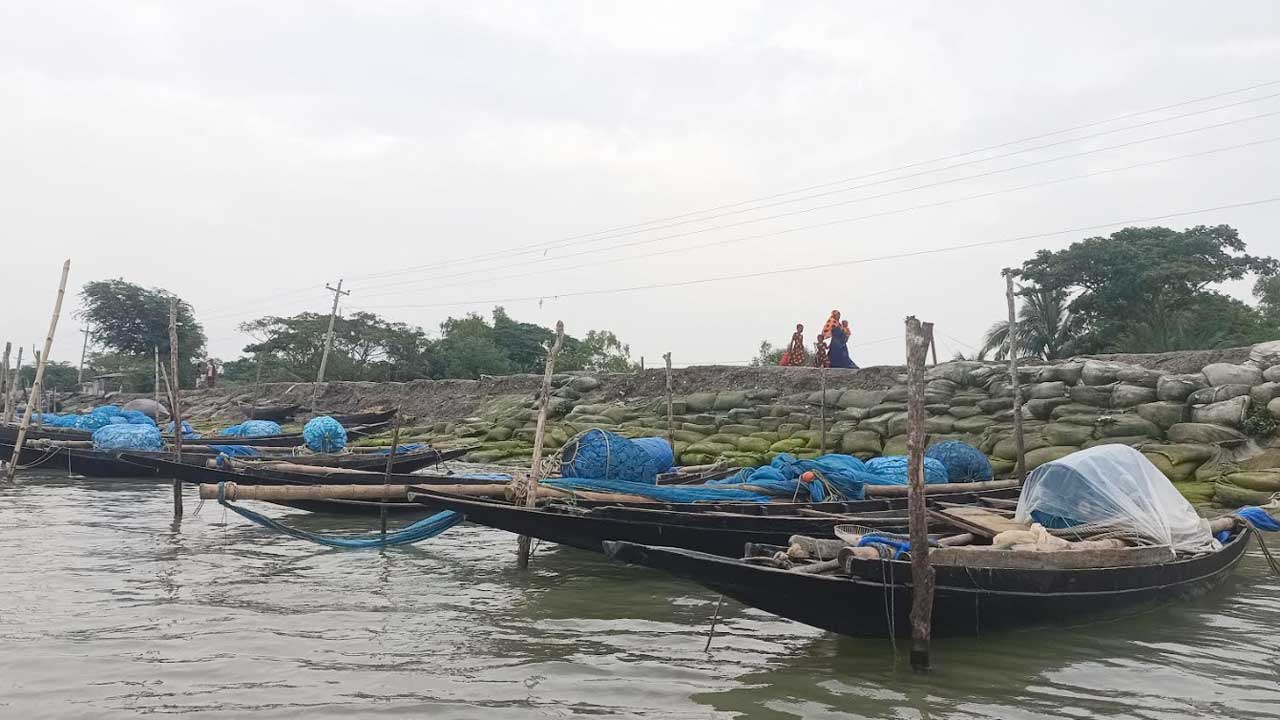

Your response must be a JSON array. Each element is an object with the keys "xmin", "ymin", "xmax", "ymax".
[{"xmin": 214, "ymin": 482, "xmax": 463, "ymax": 548}]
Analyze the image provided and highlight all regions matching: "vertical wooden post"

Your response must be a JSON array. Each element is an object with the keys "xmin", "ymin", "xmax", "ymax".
[
  {"xmin": 381, "ymin": 404, "xmax": 404, "ymax": 538},
  {"xmin": 7, "ymin": 346, "xmax": 23, "ymax": 424},
  {"xmin": 5, "ymin": 260, "xmax": 71, "ymax": 484},
  {"xmin": 640, "ymin": 356, "xmax": 645, "ymax": 372},
  {"xmin": 33, "ymin": 351, "xmax": 43, "ymax": 429},
  {"xmin": 819, "ymin": 366, "xmax": 828, "ymax": 454},
  {"xmin": 663, "ymin": 352, "xmax": 674, "ymax": 455},
  {"xmin": 517, "ymin": 321, "xmax": 566, "ymax": 569},
  {"xmin": 311, "ymin": 279, "xmax": 350, "ymax": 417},
  {"xmin": 153, "ymin": 346, "xmax": 160, "ymax": 407},
  {"xmin": 168, "ymin": 300, "xmax": 184, "ymax": 517},
  {"xmin": 0, "ymin": 342, "xmax": 9, "ymax": 424},
  {"xmin": 929, "ymin": 335, "xmax": 939, "ymax": 367},
  {"xmin": 77, "ymin": 326, "xmax": 90, "ymax": 385},
  {"xmin": 249, "ymin": 353, "xmax": 263, "ymax": 420},
  {"xmin": 1004, "ymin": 269, "xmax": 1027, "ymax": 481},
  {"xmin": 904, "ymin": 315, "xmax": 935, "ymax": 671}
]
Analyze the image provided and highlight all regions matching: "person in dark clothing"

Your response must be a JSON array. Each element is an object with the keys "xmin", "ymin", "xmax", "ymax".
[{"xmin": 828, "ymin": 321, "xmax": 857, "ymax": 369}]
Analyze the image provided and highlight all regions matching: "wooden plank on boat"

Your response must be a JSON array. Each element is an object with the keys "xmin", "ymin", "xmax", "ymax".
[
  {"xmin": 929, "ymin": 543, "xmax": 1174, "ymax": 569},
  {"xmin": 862, "ymin": 478, "xmax": 1020, "ymax": 497},
  {"xmin": 929, "ymin": 506, "xmax": 1027, "ymax": 539}
]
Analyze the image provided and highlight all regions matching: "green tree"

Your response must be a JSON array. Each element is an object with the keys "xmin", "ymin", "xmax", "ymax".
[
  {"xmin": 749, "ymin": 340, "xmax": 784, "ymax": 366},
  {"xmin": 434, "ymin": 313, "xmax": 512, "ymax": 379},
  {"xmin": 238, "ymin": 311, "xmax": 435, "ymax": 382},
  {"xmin": 981, "ymin": 287, "xmax": 1084, "ymax": 360},
  {"xmin": 561, "ymin": 330, "xmax": 635, "ymax": 372},
  {"xmin": 19, "ymin": 361, "xmax": 79, "ymax": 392},
  {"xmin": 78, "ymin": 279, "xmax": 206, "ymax": 385},
  {"xmin": 1020, "ymin": 225, "xmax": 1277, "ymax": 352}
]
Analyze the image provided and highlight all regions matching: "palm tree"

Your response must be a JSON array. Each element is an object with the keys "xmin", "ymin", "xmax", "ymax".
[{"xmin": 981, "ymin": 286, "xmax": 1084, "ymax": 361}]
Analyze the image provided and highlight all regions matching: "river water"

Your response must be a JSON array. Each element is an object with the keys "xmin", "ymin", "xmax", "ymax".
[{"xmin": 1, "ymin": 472, "xmax": 1277, "ymax": 719}]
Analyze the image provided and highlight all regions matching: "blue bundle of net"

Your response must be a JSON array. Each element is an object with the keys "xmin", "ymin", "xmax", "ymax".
[
  {"xmin": 542, "ymin": 477, "xmax": 774, "ymax": 503},
  {"xmin": 303, "ymin": 416, "xmax": 347, "ymax": 453},
  {"xmin": 119, "ymin": 409, "xmax": 157, "ymax": 427},
  {"xmin": 209, "ymin": 445, "xmax": 261, "ymax": 458},
  {"xmin": 864, "ymin": 455, "xmax": 950, "ymax": 485},
  {"xmin": 166, "ymin": 420, "xmax": 199, "ymax": 437},
  {"xmin": 74, "ymin": 412, "xmax": 127, "ymax": 431},
  {"xmin": 924, "ymin": 440, "xmax": 993, "ymax": 483},
  {"xmin": 712, "ymin": 453, "xmax": 872, "ymax": 501},
  {"xmin": 92, "ymin": 424, "xmax": 163, "ymax": 451},
  {"xmin": 561, "ymin": 429, "xmax": 674, "ymax": 484},
  {"xmin": 219, "ymin": 420, "xmax": 283, "ymax": 438}
]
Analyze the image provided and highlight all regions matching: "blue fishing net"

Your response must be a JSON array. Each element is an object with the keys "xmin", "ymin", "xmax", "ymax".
[
  {"xmin": 561, "ymin": 429, "xmax": 674, "ymax": 484},
  {"xmin": 924, "ymin": 440, "xmax": 993, "ymax": 483},
  {"xmin": 118, "ymin": 409, "xmax": 157, "ymax": 426},
  {"xmin": 865, "ymin": 455, "xmax": 950, "ymax": 485},
  {"xmin": 303, "ymin": 416, "xmax": 347, "ymax": 453},
  {"xmin": 92, "ymin": 424, "xmax": 163, "ymax": 451},
  {"xmin": 715, "ymin": 453, "xmax": 871, "ymax": 500},
  {"xmin": 219, "ymin": 420, "xmax": 283, "ymax": 438}
]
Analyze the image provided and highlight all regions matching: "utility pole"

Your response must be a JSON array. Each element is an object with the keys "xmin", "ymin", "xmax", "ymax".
[
  {"xmin": 311, "ymin": 279, "xmax": 350, "ymax": 416},
  {"xmin": 77, "ymin": 326, "xmax": 91, "ymax": 385}
]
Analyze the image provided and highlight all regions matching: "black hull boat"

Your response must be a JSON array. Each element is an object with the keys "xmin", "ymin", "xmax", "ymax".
[
  {"xmin": 176, "ymin": 421, "xmax": 388, "ymax": 448},
  {"xmin": 407, "ymin": 487, "xmax": 1020, "ymax": 557},
  {"xmin": 237, "ymin": 403, "xmax": 301, "ymax": 421},
  {"xmin": 0, "ymin": 424, "xmax": 92, "ymax": 443},
  {"xmin": 603, "ymin": 529, "xmax": 1251, "ymax": 637},
  {"xmin": 2, "ymin": 441, "xmax": 160, "ymax": 478}
]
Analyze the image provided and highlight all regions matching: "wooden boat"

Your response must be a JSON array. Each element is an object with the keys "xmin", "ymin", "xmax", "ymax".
[
  {"xmin": 0, "ymin": 423, "xmax": 92, "ymax": 443},
  {"xmin": 404, "ymin": 486, "xmax": 1020, "ymax": 557},
  {"xmin": 328, "ymin": 408, "xmax": 398, "ymax": 426},
  {"xmin": 177, "ymin": 421, "xmax": 387, "ymax": 447},
  {"xmin": 603, "ymin": 527, "xmax": 1252, "ymax": 637},
  {"xmin": 237, "ymin": 403, "xmax": 300, "ymax": 421},
  {"xmin": 1, "ymin": 441, "xmax": 161, "ymax": 478}
]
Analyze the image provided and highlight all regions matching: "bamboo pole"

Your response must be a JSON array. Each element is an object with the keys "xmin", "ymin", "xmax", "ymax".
[
  {"xmin": 663, "ymin": 352, "xmax": 674, "ymax": 455},
  {"xmin": 249, "ymin": 353, "xmax": 263, "ymax": 420},
  {"xmin": 7, "ymin": 346, "xmax": 23, "ymax": 424},
  {"xmin": 5, "ymin": 260, "xmax": 70, "ymax": 484},
  {"xmin": 381, "ymin": 405, "xmax": 404, "ymax": 538},
  {"xmin": 311, "ymin": 279, "xmax": 349, "ymax": 417},
  {"xmin": 517, "ymin": 321, "xmax": 565, "ymax": 569},
  {"xmin": 862, "ymin": 478, "xmax": 1020, "ymax": 497},
  {"xmin": 33, "ymin": 351, "xmax": 43, "ymax": 429},
  {"xmin": 168, "ymin": 300, "xmax": 183, "ymax": 517},
  {"xmin": 77, "ymin": 326, "xmax": 90, "ymax": 384},
  {"xmin": 0, "ymin": 342, "xmax": 9, "ymax": 424},
  {"xmin": 1004, "ymin": 269, "xmax": 1027, "ymax": 481},
  {"xmin": 819, "ymin": 366, "xmax": 828, "ymax": 454},
  {"xmin": 904, "ymin": 315, "xmax": 935, "ymax": 671}
]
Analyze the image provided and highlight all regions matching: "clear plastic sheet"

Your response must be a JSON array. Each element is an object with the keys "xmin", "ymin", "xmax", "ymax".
[{"xmin": 1015, "ymin": 445, "xmax": 1218, "ymax": 554}]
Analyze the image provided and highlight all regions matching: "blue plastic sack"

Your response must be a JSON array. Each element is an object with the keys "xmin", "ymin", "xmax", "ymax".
[
  {"xmin": 92, "ymin": 424, "xmax": 163, "ymax": 451},
  {"xmin": 73, "ymin": 413, "xmax": 117, "ymax": 431},
  {"xmin": 303, "ymin": 416, "xmax": 347, "ymax": 453},
  {"xmin": 119, "ymin": 409, "xmax": 157, "ymax": 427},
  {"xmin": 925, "ymin": 440, "xmax": 993, "ymax": 483},
  {"xmin": 165, "ymin": 420, "xmax": 199, "ymax": 437},
  {"xmin": 219, "ymin": 420, "xmax": 283, "ymax": 438}
]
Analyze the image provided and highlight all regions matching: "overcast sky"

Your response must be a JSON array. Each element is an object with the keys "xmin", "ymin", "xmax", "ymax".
[{"xmin": 3, "ymin": 1, "xmax": 1278, "ymax": 372}]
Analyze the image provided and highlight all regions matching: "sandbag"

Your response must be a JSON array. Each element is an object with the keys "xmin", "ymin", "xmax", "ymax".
[
  {"xmin": 840, "ymin": 430, "xmax": 882, "ymax": 454},
  {"xmin": 1037, "ymin": 362, "xmax": 1084, "ymax": 384},
  {"xmin": 1214, "ymin": 480, "xmax": 1274, "ymax": 508},
  {"xmin": 1187, "ymin": 384, "xmax": 1250, "ymax": 405},
  {"xmin": 1084, "ymin": 436, "xmax": 1152, "ymax": 449},
  {"xmin": 1043, "ymin": 423, "xmax": 1095, "ymax": 446},
  {"xmin": 1223, "ymin": 470, "xmax": 1280, "ymax": 492},
  {"xmin": 92, "ymin": 424, "xmax": 162, "ymax": 451},
  {"xmin": 1024, "ymin": 398, "xmax": 1072, "ymax": 421},
  {"xmin": 1115, "ymin": 365, "xmax": 1164, "ymax": 388},
  {"xmin": 1112, "ymin": 384, "xmax": 1157, "ymax": 408},
  {"xmin": 1250, "ymin": 382, "xmax": 1280, "ymax": 407},
  {"xmin": 1156, "ymin": 374, "xmax": 1207, "ymax": 402},
  {"xmin": 1235, "ymin": 447, "xmax": 1280, "ymax": 472},
  {"xmin": 1270, "ymin": 397, "xmax": 1280, "ymax": 421},
  {"xmin": 1142, "ymin": 443, "xmax": 1215, "ymax": 465},
  {"xmin": 1081, "ymin": 360, "xmax": 1126, "ymax": 386},
  {"xmin": 1249, "ymin": 340, "xmax": 1280, "ymax": 367},
  {"xmin": 1096, "ymin": 415, "xmax": 1161, "ymax": 438},
  {"xmin": 953, "ymin": 415, "xmax": 996, "ymax": 433},
  {"xmin": 882, "ymin": 434, "xmax": 910, "ymax": 456},
  {"xmin": 1135, "ymin": 401, "xmax": 1187, "ymax": 430},
  {"xmin": 1190, "ymin": 396, "xmax": 1250, "ymax": 428},
  {"xmin": 1029, "ymin": 381, "xmax": 1067, "ymax": 399},
  {"xmin": 1202, "ymin": 363, "xmax": 1262, "ymax": 387},
  {"xmin": 1024, "ymin": 446, "xmax": 1080, "ymax": 470},
  {"xmin": 1142, "ymin": 452, "xmax": 1196, "ymax": 483},
  {"xmin": 1166, "ymin": 423, "xmax": 1247, "ymax": 445},
  {"xmin": 989, "ymin": 457, "xmax": 1016, "ymax": 476},
  {"xmin": 1266, "ymin": 365, "xmax": 1280, "ymax": 383},
  {"xmin": 1069, "ymin": 383, "xmax": 1116, "ymax": 408},
  {"xmin": 993, "ymin": 434, "xmax": 1049, "ymax": 461}
]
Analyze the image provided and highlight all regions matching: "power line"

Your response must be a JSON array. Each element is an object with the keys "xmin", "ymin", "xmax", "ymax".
[
  {"xmin": 354, "ymin": 132, "xmax": 1280, "ymax": 301},
  {"xmin": 360, "ymin": 196, "xmax": 1280, "ymax": 310},
  {"xmin": 348, "ymin": 82, "xmax": 1280, "ymax": 283}
]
